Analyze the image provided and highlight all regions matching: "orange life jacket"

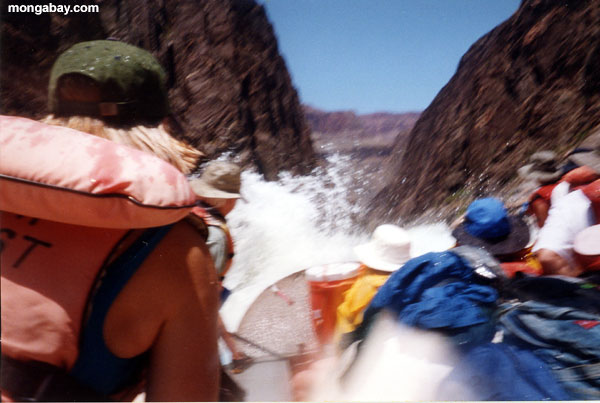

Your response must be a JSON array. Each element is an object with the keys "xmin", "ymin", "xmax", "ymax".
[
  {"xmin": 496, "ymin": 246, "xmax": 543, "ymax": 278},
  {"xmin": 0, "ymin": 116, "xmax": 199, "ymax": 399},
  {"xmin": 1, "ymin": 213, "xmax": 128, "ymax": 369},
  {"xmin": 500, "ymin": 260, "xmax": 543, "ymax": 278}
]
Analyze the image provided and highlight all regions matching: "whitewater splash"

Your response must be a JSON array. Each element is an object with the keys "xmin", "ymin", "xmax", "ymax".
[
  {"xmin": 220, "ymin": 154, "xmax": 456, "ymax": 332},
  {"xmin": 303, "ymin": 313, "xmax": 470, "ymax": 401}
]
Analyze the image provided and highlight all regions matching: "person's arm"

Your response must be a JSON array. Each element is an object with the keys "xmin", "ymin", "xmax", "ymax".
[
  {"xmin": 104, "ymin": 220, "xmax": 221, "ymax": 401},
  {"xmin": 146, "ymin": 282, "xmax": 220, "ymax": 401},
  {"xmin": 530, "ymin": 198, "xmax": 550, "ymax": 227},
  {"xmin": 218, "ymin": 315, "xmax": 241, "ymax": 359},
  {"xmin": 206, "ymin": 226, "xmax": 229, "ymax": 275},
  {"xmin": 218, "ymin": 314, "xmax": 252, "ymax": 375}
]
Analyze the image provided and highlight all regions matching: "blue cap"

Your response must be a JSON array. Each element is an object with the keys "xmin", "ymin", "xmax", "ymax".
[{"xmin": 464, "ymin": 198, "xmax": 511, "ymax": 240}]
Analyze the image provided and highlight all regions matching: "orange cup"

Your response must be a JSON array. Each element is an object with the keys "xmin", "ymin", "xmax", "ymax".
[{"xmin": 305, "ymin": 262, "xmax": 361, "ymax": 345}]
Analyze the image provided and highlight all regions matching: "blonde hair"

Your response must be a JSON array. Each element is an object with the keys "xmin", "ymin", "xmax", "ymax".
[{"xmin": 41, "ymin": 115, "xmax": 203, "ymax": 174}]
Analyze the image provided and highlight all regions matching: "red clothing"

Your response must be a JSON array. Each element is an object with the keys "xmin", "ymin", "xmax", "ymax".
[
  {"xmin": 500, "ymin": 261, "xmax": 543, "ymax": 278},
  {"xmin": 581, "ymin": 179, "xmax": 600, "ymax": 224},
  {"xmin": 575, "ymin": 253, "xmax": 600, "ymax": 271},
  {"xmin": 561, "ymin": 165, "xmax": 600, "ymax": 187},
  {"xmin": 529, "ymin": 166, "xmax": 599, "ymax": 205},
  {"xmin": 529, "ymin": 183, "xmax": 557, "ymax": 205}
]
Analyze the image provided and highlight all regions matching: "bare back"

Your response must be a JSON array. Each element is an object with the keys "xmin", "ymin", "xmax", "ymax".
[{"xmin": 103, "ymin": 220, "xmax": 220, "ymax": 401}]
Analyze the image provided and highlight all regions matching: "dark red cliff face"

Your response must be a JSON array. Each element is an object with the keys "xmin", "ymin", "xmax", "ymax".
[
  {"xmin": 368, "ymin": 0, "xmax": 600, "ymax": 224},
  {"xmin": 1, "ymin": 0, "xmax": 316, "ymax": 180}
]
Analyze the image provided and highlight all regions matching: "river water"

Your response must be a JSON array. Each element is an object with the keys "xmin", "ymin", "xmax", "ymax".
[{"xmin": 220, "ymin": 154, "xmax": 456, "ymax": 332}]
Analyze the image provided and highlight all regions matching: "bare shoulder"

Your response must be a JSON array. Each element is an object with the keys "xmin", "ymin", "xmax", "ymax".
[
  {"xmin": 152, "ymin": 220, "xmax": 220, "ymax": 307},
  {"xmin": 152, "ymin": 219, "xmax": 216, "ymax": 282},
  {"xmin": 104, "ymin": 220, "xmax": 219, "ymax": 359}
]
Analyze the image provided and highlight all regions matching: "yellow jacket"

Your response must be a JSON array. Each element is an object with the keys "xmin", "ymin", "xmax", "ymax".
[{"xmin": 336, "ymin": 266, "xmax": 390, "ymax": 335}]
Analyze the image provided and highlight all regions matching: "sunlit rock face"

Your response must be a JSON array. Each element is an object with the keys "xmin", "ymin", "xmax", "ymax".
[
  {"xmin": 369, "ymin": 0, "xmax": 600, "ymax": 224},
  {"xmin": 1, "ymin": 0, "xmax": 316, "ymax": 180}
]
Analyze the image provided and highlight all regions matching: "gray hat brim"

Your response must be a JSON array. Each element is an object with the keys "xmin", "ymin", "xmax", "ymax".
[
  {"xmin": 569, "ymin": 152, "xmax": 600, "ymax": 175},
  {"xmin": 452, "ymin": 215, "xmax": 531, "ymax": 257},
  {"xmin": 189, "ymin": 179, "xmax": 241, "ymax": 199}
]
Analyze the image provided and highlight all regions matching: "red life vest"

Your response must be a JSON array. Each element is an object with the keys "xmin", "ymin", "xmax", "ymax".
[
  {"xmin": 529, "ymin": 166, "xmax": 600, "ymax": 206},
  {"xmin": 581, "ymin": 179, "xmax": 600, "ymax": 224}
]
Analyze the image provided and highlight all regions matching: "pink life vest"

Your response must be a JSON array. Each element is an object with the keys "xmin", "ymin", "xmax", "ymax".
[
  {"xmin": 0, "ymin": 115, "xmax": 195, "ymax": 228},
  {"xmin": 0, "ymin": 116, "xmax": 197, "ymax": 382},
  {"xmin": 1, "ymin": 213, "xmax": 128, "ymax": 369}
]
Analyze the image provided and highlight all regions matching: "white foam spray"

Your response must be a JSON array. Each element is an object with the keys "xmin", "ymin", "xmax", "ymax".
[{"xmin": 220, "ymin": 154, "xmax": 456, "ymax": 331}]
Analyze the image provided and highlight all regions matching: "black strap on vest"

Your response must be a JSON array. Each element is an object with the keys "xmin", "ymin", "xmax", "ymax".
[{"xmin": 0, "ymin": 354, "xmax": 111, "ymax": 402}]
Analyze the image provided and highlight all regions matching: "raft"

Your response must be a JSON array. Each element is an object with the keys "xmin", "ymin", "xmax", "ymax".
[{"xmin": 227, "ymin": 270, "xmax": 320, "ymax": 401}]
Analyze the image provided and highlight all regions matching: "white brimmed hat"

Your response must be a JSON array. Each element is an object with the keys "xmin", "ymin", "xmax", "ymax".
[
  {"xmin": 354, "ymin": 224, "xmax": 413, "ymax": 272},
  {"xmin": 189, "ymin": 161, "xmax": 241, "ymax": 199},
  {"xmin": 574, "ymin": 224, "xmax": 600, "ymax": 256}
]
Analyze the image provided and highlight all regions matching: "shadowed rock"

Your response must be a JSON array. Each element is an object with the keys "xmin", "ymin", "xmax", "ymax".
[
  {"xmin": 368, "ymin": 0, "xmax": 600, "ymax": 224},
  {"xmin": 1, "ymin": 0, "xmax": 316, "ymax": 180}
]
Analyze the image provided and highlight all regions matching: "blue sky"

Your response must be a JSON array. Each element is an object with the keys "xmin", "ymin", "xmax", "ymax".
[{"xmin": 259, "ymin": 0, "xmax": 521, "ymax": 114}]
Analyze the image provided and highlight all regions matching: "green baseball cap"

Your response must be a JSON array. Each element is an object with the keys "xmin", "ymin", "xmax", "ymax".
[{"xmin": 48, "ymin": 40, "xmax": 169, "ymax": 120}]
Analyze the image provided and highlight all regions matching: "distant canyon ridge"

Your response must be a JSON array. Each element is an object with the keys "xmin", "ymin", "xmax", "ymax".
[
  {"xmin": 303, "ymin": 105, "xmax": 419, "ymax": 138},
  {"xmin": 304, "ymin": 106, "xmax": 420, "ymax": 204},
  {"xmin": 303, "ymin": 105, "xmax": 419, "ymax": 156}
]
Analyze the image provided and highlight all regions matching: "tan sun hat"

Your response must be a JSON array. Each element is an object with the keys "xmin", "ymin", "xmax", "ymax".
[
  {"xmin": 354, "ymin": 224, "xmax": 413, "ymax": 272},
  {"xmin": 189, "ymin": 161, "xmax": 241, "ymax": 199}
]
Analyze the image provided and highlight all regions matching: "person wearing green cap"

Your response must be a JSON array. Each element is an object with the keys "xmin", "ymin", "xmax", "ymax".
[
  {"xmin": 1, "ymin": 40, "xmax": 222, "ymax": 401},
  {"xmin": 43, "ymin": 39, "xmax": 202, "ymax": 174}
]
